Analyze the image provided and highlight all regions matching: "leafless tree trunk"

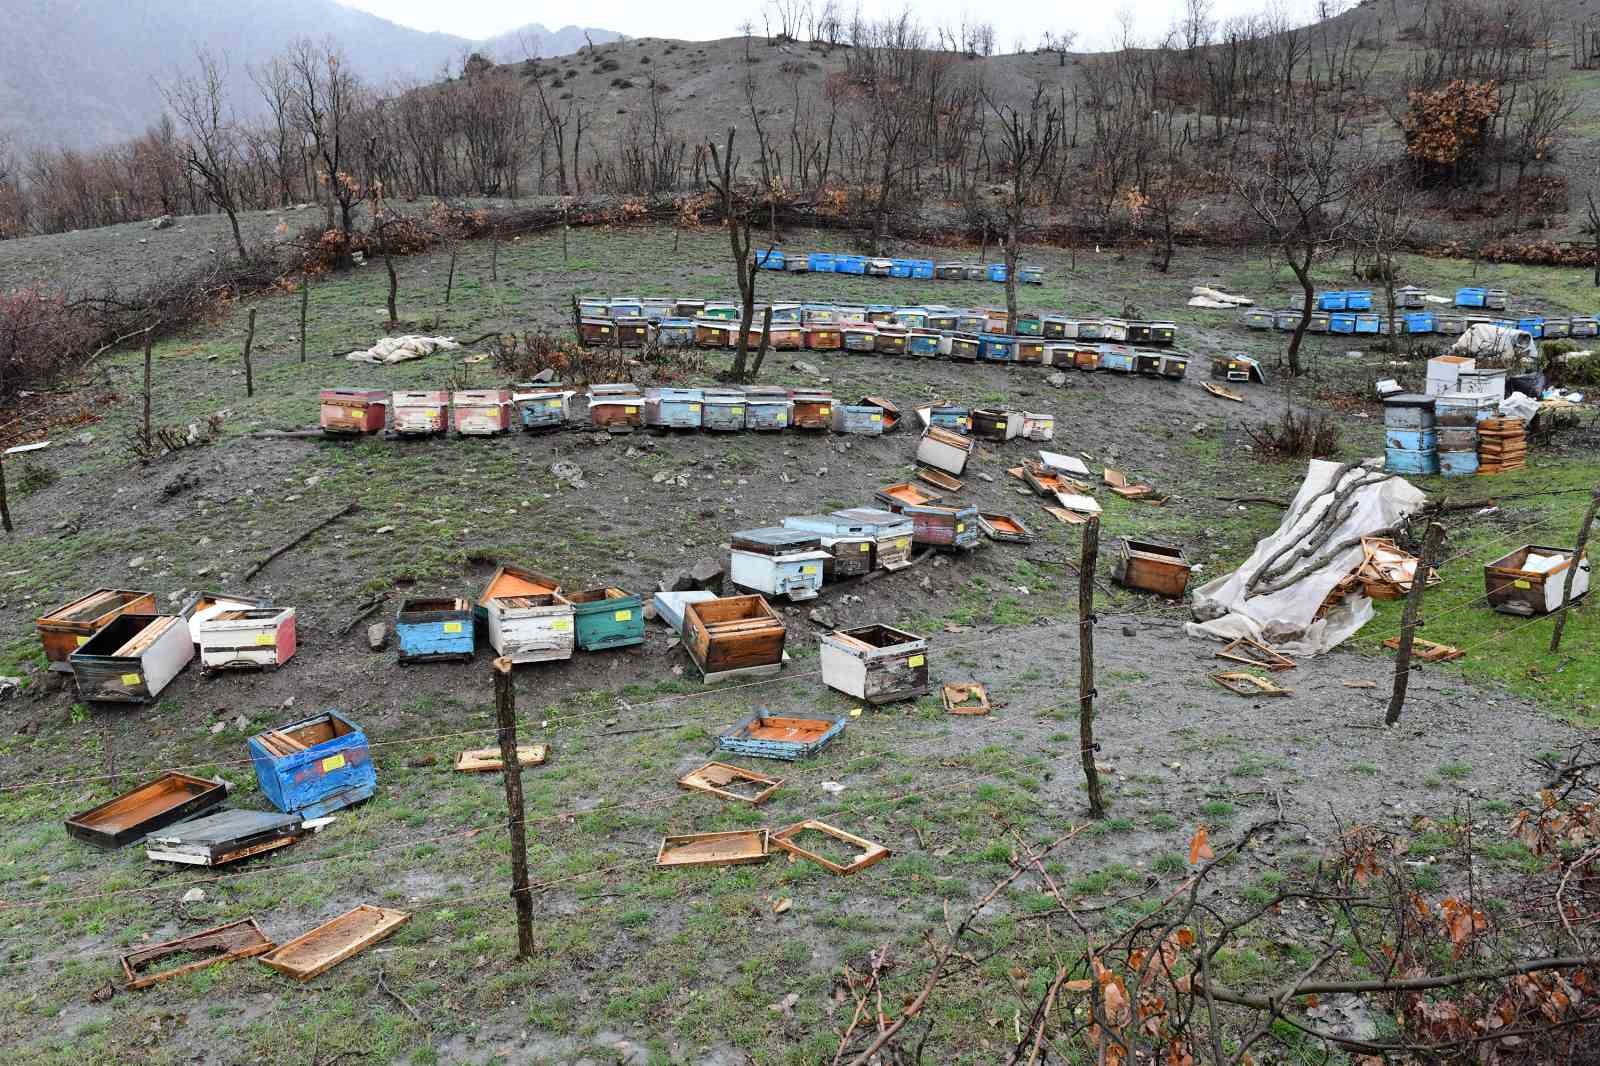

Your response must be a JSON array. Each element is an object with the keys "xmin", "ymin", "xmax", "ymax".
[
  {"xmin": 161, "ymin": 48, "xmax": 249, "ymax": 261},
  {"xmin": 707, "ymin": 128, "xmax": 761, "ymax": 383}
]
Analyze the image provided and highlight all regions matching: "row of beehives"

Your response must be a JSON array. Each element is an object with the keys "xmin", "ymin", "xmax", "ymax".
[
  {"xmin": 747, "ymin": 250, "xmax": 1043, "ymax": 284},
  {"xmin": 35, "ymin": 590, "xmax": 296, "ymax": 704},
  {"xmin": 576, "ymin": 297, "xmax": 1179, "ymax": 348},
  {"xmin": 1314, "ymin": 287, "xmax": 1515, "ymax": 312},
  {"xmin": 1245, "ymin": 306, "xmax": 1593, "ymax": 339}
]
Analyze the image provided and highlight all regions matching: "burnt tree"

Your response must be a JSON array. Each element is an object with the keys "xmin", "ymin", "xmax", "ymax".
[{"xmin": 706, "ymin": 128, "xmax": 763, "ymax": 383}]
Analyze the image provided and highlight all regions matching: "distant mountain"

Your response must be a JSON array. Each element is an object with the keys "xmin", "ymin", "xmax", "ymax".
[
  {"xmin": 0, "ymin": 0, "xmax": 621, "ymax": 150},
  {"xmin": 479, "ymin": 22, "xmax": 625, "ymax": 63}
]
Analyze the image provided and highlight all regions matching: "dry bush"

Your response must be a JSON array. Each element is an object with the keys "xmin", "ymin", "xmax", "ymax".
[
  {"xmin": 1245, "ymin": 407, "xmax": 1342, "ymax": 459},
  {"xmin": 0, "ymin": 290, "xmax": 99, "ymax": 404},
  {"xmin": 1404, "ymin": 80, "xmax": 1501, "ymax": 186}
]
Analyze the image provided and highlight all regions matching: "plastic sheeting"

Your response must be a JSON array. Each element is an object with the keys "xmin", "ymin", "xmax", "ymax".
[
  {"xmin": 1451, "ymin": 325, "xmax": 1536, "ymax": 365},
  {"xmin": 1186, "ymin": 459, "xmax": 1426, "ymax": 656},
  {"xmin": 345, "ymin": 335, "xmax": 461, "ymax": 365}
]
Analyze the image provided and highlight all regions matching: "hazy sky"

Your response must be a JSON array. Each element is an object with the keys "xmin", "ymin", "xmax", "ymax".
[{"xmin": 336, "ymin": 0, "xmax": 1322, "ymax": 51}]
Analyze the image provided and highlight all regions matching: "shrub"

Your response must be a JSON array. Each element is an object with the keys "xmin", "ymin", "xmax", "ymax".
[
  {"xmin": 1245, "ymin": 407, "xmax": 1341, "ymax": 459},
  {"xmin": 1404, "ymin": 80, "xmax": 1500, "ymax": 186}
]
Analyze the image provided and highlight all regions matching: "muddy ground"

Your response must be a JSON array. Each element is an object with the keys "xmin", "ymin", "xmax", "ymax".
[{"xmin": 0, "ymin": 223, "xmax": 1595, "ymax": 1065}]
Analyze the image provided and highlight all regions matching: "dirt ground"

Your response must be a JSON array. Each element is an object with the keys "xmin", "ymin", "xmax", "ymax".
[{"xmin": 0, "ymin": 222, "xmax": 1595, "ymax": 1065}]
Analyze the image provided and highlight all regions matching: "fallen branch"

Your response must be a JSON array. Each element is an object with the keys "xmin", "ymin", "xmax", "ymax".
[
  {"xmin": 338, "ymin": 596, "xmax": 386, "ymax": 637},
  {"xmin": 375, "ymin": 968, "xmax": 423, "ymax": 1024},
  {"xmin": 1215, "ymin": 495, "xmax": 1288, "ymax": 507},
  {"xmin": 243, "ymin": 503, "xmax": 358, "ymax": 582}
]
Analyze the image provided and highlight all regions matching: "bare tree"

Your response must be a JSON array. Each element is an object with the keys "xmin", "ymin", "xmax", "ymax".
[
  {"xmin": 986, "ymin": 85, "xmax": 1063, "ymax": 334},
  {"xmin": 706, "ymin": 128, "xmax": 765, "ymax": 383},
  {"xmin": 1354, "ymin": 162, "xmax": 1420, "ymax": 347},
  {"xmin": 249, "ymin": 56, "xmax": 300, "ymax": 207},
  {"xmin": 288, "ymin": 38, "xmax": 361, "ymax": 234},
  {"xmin": 161, "ymin": 49, "xmax": 249, "ymax": 261}
]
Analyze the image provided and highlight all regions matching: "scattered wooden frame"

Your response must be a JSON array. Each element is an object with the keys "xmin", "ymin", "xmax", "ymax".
[
  {"xmin": 677, "ymin": 761, "xmax": 783, "ymax": 805},
  {"xmin": 1382, "ymin": 637, "xmax": 1465, "ymax": 663},
  {"xmin": 1209, "ymin": 671, "xmax": 1293, "ymax": 697},
  {"xmin": 121, "ymin": 918, "xmax": 274, "ymax": 990},
  {"xmin": 942, "ymin": 682, "xmax": 991, "ymax": 715},
  {"xmin": 977, "ymin": 511, "xmax": 1037, "ymax": 544},
  {"xmin": 1042, "ymin": 506, "xmax": 1089, "ymax": 526},
  {"xmin": 454, "ymin": 744, "xmax": 548, "ymax": 772},
  {"xmin": 915, "ymin": 467, "xmax": 963, "ymax": 492},
  {"xmin": 656, "ymin": 829, "xmax": 771, "ymax": 868},
  {"xmin": 1215, "ymin": 637, "xmax": 1296, "ymax": 672},
  {"xmin": 771, "ymin": 820, "xmax": 891, "ymax": 876},
  {"xmin": 259, "ymin": 905, "xmax": 410, "ymax": 982},
  {"xmin": 1202, "ymin": 382, "xmax": 1246, "ymax": 402}
]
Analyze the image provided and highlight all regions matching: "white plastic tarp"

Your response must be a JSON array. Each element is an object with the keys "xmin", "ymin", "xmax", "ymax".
[
  {"xmin": 1186, "ymin": 459, "xmax": 1426, "ymax": 655},
  {"xmin": 1450, "ymin": 325, "xmax": 1535, "ymax": 365},
  {"xmin": 345, "ymin": 335, "xmax": 461, "ymax": 365}
]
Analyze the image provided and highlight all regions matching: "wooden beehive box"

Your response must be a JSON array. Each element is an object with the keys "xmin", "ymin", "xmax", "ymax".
[
  {"xmin": 831, "ymin": 508, "xmax": 914, "ymax": 570},
  {"xmin": 197, "ymin": 606, "xmax": 296, "ymax": 672},
  {"xmin": 700, "ymin": 387, "xmax": 747, "ymax": 431},
  {"xmin": 673, "ymin": 298, "xmax": 707, "ymax": 318},
  {"xmin": 577, "ymin": 297, "xmax": 610, "ymax": 318},
  {"xmin": 65, "ymin": 771, "xmax": 227, "ymax": 848},
  {"xmin": 805, "ymin": 324, "xmax": 843, "ymax": 350},
  {"xmin": 1015, "ymin": 338, "xmax": 1046, "ymax": 364},
  {"xmin": 730, "ymin": 528, "xmax": 830, "ymax": 601},
  {"xmin": 70, "ymin": 614, "xmax": 193, "ymax": 703},
  {"xmin": 790, "ymin": 391, "xmax": 833, "ymax": 430},
  {"xmin": 694, "ymin": 318, "xmax": 735, "ymax": 347},
  {"xmin": 717, "ymin": 712, "xmax": 843, "ymax": 760},
  {"xmin": 260, "ymin": 905, "xmax": 409, "ymax": 981},
  {"xmin": 978, "ymin": 512, "xmax": 1036, "ymax": 543},
  {"xmin": 902, "ymin": 503, "xmax": 980, "ymax": 550},
  {"xmin": 876, "ymin": 325, "xmax": 908, "ymax": 355},
  {"xmin": 875, "ymin": 481, "xmax": 943, "ymax": 510},
  {"xmin": 894, "ymin": 307, "xmax": 929, "ymax": 329},
  {"xmin": 609, "ymin": 296, "xmax": 644, "ymax": 317},
  {"xmin": 655, "ymin": 318, "xmax": 697, "ymax": 347},
  {"xmin": 1159, "ymin": 353, "xmax": 1189, "ymax": 379},
  {"xmin": 248, "ymin": 711, "xmax": 376, "ymax": 818},
  {"xmin": 395, "ymin": 597, "xmax": 474, "ymax": 663},
  {"xmin": 578, "ymin": 316, "xmax": 616, "ymax": 346},
  {"xmin": 487, "ymin": 593, "xmax": 576, "ymax": 663},
  {"xmin": 38, "ymin": 589, "xmax": 157, "ymax": 671},
  {"xmin": 588, "ymin": 385, "xmax": 643, "ymax": 431},
  {"xmin": 979, "ymin": 335, "xmax": 1016, "ymax": 362},
  {"xmin": 832, "ymin": 403, "xmax": 887, "ymax": 435},
  {"xmin": 1073, "ymin": 346, "xmax": 1102, "ymax": 371},
  {"xmin": 452, "ymin": 390, "xmax": 511, "ymax": 435},
  {"xmin": 1135, "ymin": 350, "xmax": 1163, "ymax": 375},
  {"xmin": 391, "ymin": 390, "xmax": 450, "ymax": 435},
  {"xmin": 512, "ymin": 388, "xmax": 572, "ymax": 431},
  {"xmin": 819, "ymin": 624, "xmax": 929, "ymax": 705},
  {"xmin": 475, "ymin": 565, "xmax": 561, "ymax": 631},
  {"xmin": 567, "ymin": 587, "xmax": 645, "ymax": 651},
  {"xmin": 1021, "ymin": 413, "xmax": 1054, "ymax": 441},
  {"xmin": 770, "ymin": 324, "xmax": 805, "ymax": 350},
  {"xmin": 319, "ymin": 389, "xmax": 387, "ymax": 435},
  {"xmin": 907, "ymin": 329, "xmax": 941, "ymax": 356},
  {"xmin": 613, "ymin": 316, "xmax": 649, "ymax": 348},
  {"xmin": 743, "ymin": 388, "xmax": 792, "ymax": 430},
  {"xmin": 916, "ymin": 426, "xmax": 975, "ymax": 476},
  {"xmin": 947, "ymin": 332, "xmax": 980, "ymax": 360},
  {"xmin": 1484, "ymin": 545, "xmax": 1590, "ymax": 617},
  {"xmin": 783, "ymin": 515, "xmax": 875, "ymax": 578},
  {"xmin": 1112, "ymin": 539, "xmax": 1192, "ymax": 598},
  {"xmin": 842, "ymin": 323, "xmax": 879, "ymax": 353},
  {"xmin": 1149, "ymin": 321, "xmax": 1177, "ymax": 345},
  {"xmin": 682, "ymin": 595, "xmax": 787, "ymax": 682},
  {"xmin": 644, "ymin": 387, "xmax": 704, "ymax": 430},
  {"xmin": 1099, "ymin": 345, "xmax": 1136, "ymax": 373},
  {"xmin": 925, "ymin": 310, "xmax": 959, "ymax": 332},
  {"xmin": 970, "ymin": 409, "xmax": 1020, "ymax": 443}
]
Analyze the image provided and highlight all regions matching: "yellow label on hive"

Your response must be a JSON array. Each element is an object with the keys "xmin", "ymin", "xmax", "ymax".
[
  {"xmin": 614, "ymin": 609, "xmax": 632, "ymax": 621},
  {"xmin": 255, "ymin": 633, "xmax": 275, "ymax": 645},
  {"xmin": 820, "ymin": 406, "xmax": 831, "ymax": 415},
  {"xmin": 551, "ymin": 619, "xmax": 572, "ymax": 631},
  {"xmin": 802, "ymin": 565, "xmax": 818, "ymax": 575},
  {"xmin": 321, "ymin": 753, "xmax": 346, "ymax": 773},
  {"xmin": 76, "ymin": 635, "xmax": 89, "ymax": 646},
  {"xmin": 908, "ymin": 654, "xmax": 925, "ymax": 667},
  {"xmin": 897, "ymin": 538, "xmax": 910, "ymax": 548},
  {"xmin": 731, "ymin": 407, "xmax": 744, "ymax": 415},
  {"xmin": 120, "ymin": 673, "xmax": 141, "ymax": 686},
  {"xmin": 547, "ymin": 399, "xmax": 562, "ymax": 408},
  {"xmin": 688, "ymin": 404, "xmax": 701, "ymax": 411},
  {"xmin": 859, "ymin": 543, "xmax": 871, "ymax": 552},
  {"xmin": 1514, "ymin": 579, "xmax": 1532, "ymax": 589},
  {"xmin": 870, "ymin": 414, "xmax": 881, "ymax": 422},
  {"xmin": 625, "ymin": 406, "xmax": 638, "ymax": 414},
  {"xmin": 443, "ymin": 622, "xmax": 463, "ymax": 633},
  {"xmin": 956, "ymin": 523, "xmax": 966, "ymax": 532}
]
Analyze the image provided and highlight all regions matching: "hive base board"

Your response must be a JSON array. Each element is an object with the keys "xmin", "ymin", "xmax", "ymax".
[
  {"xmin": 121, "ymin": 917, "xmax": 275, "ymax": 990},
  {"xmin": 455, "ymin": 745, "xmax": 549, "ymax": 772},
  {"xmin": 259, "ymin": 905, "xmax": 410, "ymax": 981},
  {"xmin": 656, "ymin": 829, "xmax": 771, "ymax": 868}
]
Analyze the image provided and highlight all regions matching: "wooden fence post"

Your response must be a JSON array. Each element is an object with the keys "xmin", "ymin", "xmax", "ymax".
[
  {"xmin": 0, "ymin": 450, "xmax": 11, "ymax": 534},
  {"xmin": 242, "ymin": 308, "xmax": 257, "ymax": 398},
  {"xmin": 1078, "ymin": 515, "xmax": 1106, "ymax": 819},
  {"xmin": 1387, "ymin": 521, "xmax": 1445, "ymax": 726},
  {"xmin": 1550, "ymin": 487, "xmax": 1600, "ymax": 653},
  {"xmin": 445, "ymin": 248, "xmax": 458, "ymax": 308},
  {"xmin": 493, "ymin": 657, "xmax": 536, "ymax": 958},
  {"xmin": 298, "ymin": 276, "xmax": 309, "ymax": 364},
  {"xmin": 142, "ymin": 327, "xmax": 154, "ymax": 451}
]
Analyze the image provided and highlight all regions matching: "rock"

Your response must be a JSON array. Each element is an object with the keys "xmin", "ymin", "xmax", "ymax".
[
  {"xmin": 0, "ymin": 677, "xmax": 20, "ymax": 702},
  {"xmin": 375, "ymin": 525, "xmax": 394, "ymax": 534},
  {"xmin": 651, "ymin": 470, "xmax": 671, "ymax": 484},
  {"xmin": 1122, "ymin": 625, "xmax": 1137, "ymax": 637},
  {"xmin": 1048, "ymin": 372, "xmax": 1068, "ymax": 388},
  {"xmin": 234, "ymin": 714, "xmax": 249, "ymax": 731},
  {"xmin": 210, "ymin": 721, "xmax": 226, "ymax": 734},
  {"xmin": 551, "ymin": 461, "xmax": 584, "ymax": 483},
  {"xmin": 530, "ymin": 368, "xmax": 556, "ymax": 383},
  {"xmin": 976, "ymin": 472, "xmax": 994, "ymax": 482},
  {"xmin": 807, "ymin": 607, "xmax": 835, "ymax": 628},
  {"xmin": 790, "ymin": 360, "xmax": 822, "ymax": 376},
  {"xmin": 181, "ymin": 887, "xmax": 205, "ymax": 903},
  {"xmin": 611, "ymin": 1040, "xmax": 646, "ymax": 1065},
  {"xmin": 195, "ymin": 566, "xmax": 212, "ymax": 577},
  {"xmin": 689, "ymin": 557, "xmax": 725, "ymax": 593},
  {"xmin": 660, "ymin": 568, "xmax": 696, "ymax": 593},
  {"xmin": 151, "ymin": 214, "xmax": 173, "ymax": 230},
  {"xmin": 304, "ymin": 475, "xmax": 322, "ymax": 487},
  {"xmin": 75, "ymin": 431, "xmax": 95, "ymax": 445},
  {"xmin": 820, "ymin": 781, "xmax": 845, "ymax": 794},
  {"xmin": 128, "ymin": 556, "xmax": 146, "ymax": 569},
  {"xmin": 589, "ymin": 432, "xmax": 611, "ymax": 445},
  {"xmin": 367, "ymin": 622, "xmax": 388, "ymax": 652}
]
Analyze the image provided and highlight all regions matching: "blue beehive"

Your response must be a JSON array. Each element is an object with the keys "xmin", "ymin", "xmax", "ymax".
[
  {"xmin": 836, "ymin": 255, "xmax": 867, "ymax": 275},
  {"xmin": 889, "ymin": 258, "xmax": 913, "ymax": 278},
  {"xmin": 986, "ymin": 262, "xmax": 1008, "ymax": 282},
  {"xmin": 1354, "ymin": 313, "xmax": 1380, "ymax": 334},
  {"xmin": 578, "ymin": 297, "xmax": 610, "ymax": 318},
  {"xmin": 979, "ymin": 335, "xmax": 1016, "ymax": 362},
  {"xmin": 1317, "ymin": 291, "xmax": 1348, "ymax": 311},
  {"xmin": 1456, "ymin": 287, "xmax": 1487, "ymax": 307},
  {"xmin": 1404, "ymin": 312, "xmax": 1435, "ymax": 334},
  {"xmin": 1439, "ymin": 450, "xmax": 1479, "ymax": 477},
  {"xmin": 928, "ymin": 405, "xmax": 971, "ymax": 433},
  {"xmin": 911, "ymin": 259, "xmax": 935, "ymax": 279},
  {"xmin": 396, "ymin": 597, "xmax": 474, "ymax": 663},
  {"xmin": 1572, "ymin": 316, "xmax": 1599, "ymax": 338},
  {"xmin": 645, "ymin": 387, "xmax": 704, "ymax": 429},
  {"xmin": 1346, "ymin": 290, "xmax": 1373, "ymax": 310},
  {"xmin": 1518, "ymin": 317, "xmax": 1544, "ymax": 338},
  {"xmin": 1329, "ymin": 312, "xmax": 1357, "ymax": 334},
  {"xmin": 1543, "ymin": 317, "xmax": 1571, "ymax": 339},
  {"xmin": 513, "ymin": 388, "xmax": 571, "ymax": 430},
  {"xmin": 654, "ymin": 318, "xmax": 697, "ymax": 347},
  {"xmin": 755, "ymin": 248, "xmax": 785, "ymax": 270},
  {"xmin": 894, "ymin": 307, "xmax": 929, "ymax": 329},
  {"xmin": 1017, "ymin": 266, "xmax": 1044, "ymax": 285},
  {"xmin": 864, "ymin": 303, "xmax": 896, "ymax": 323},
  {"xmin": 1386, "ymin": 428, "xmax": 1438, "ymax": 452},
  {"xmin": 907, "ymin": 330, "xmax": 941, "ymax": 356},
  {"xmin": 609, "ymin": 297, "xmax": 643, "ymax": 318},
  {"xmin": 1098, "ymin": 345, "xmax": 1136, "ymax": 372},
  {"xmin": 1386, "ymin": 447, "xmax": 1440, "ymax": 475},
  {"xmin": 249, "ymin": 711, "xmax": 376, "ymax": 818},
  {"xmin": 808, "ymin": 252, "xmax": 836, "ymax": 272},
  {"xmin": 718, "ymin": 712, "xmax": 846, "ymax": 761}
]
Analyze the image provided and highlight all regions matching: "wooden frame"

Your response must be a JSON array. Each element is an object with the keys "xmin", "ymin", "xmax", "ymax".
[
  {"xmin": 1216, "ymin": 637, "xmax": 1296, "ymax": 672},
  {"xmin": 915, "ymin": 467, "xmax": 963, "ymax": 492},
  {"xmin": 942, "ymin": 682, "xmax": 991, "ymax": 715},
  {"xmin": 977, "ymin": 512, "xmax": 1036, "ymax": 544},
  {"xmin": 676, "ymin": 761, "xmax": 783, "ymax": 805},
  {"xmin": 655, "ymin": 829, "xmax": 771, "ymax": 868},
  {"xmin": 1209, "ymin": 672, "xmax": 1293, "ymax": 697},
  {"xmin": 121, "ymin": 918, "xmax": 274, "ymax": 990},
  {"xmin": 455, "ymin": 745, "xmax": 548, "ymax": 772},
  {"xmin": 1382, "ymin": 637, "xmax": 1464, "ymax": 663},
  {"xmin": 259, "ymin": 905, "xmax": 410, "ymax": 981},
  {"xmin": 771, "ymin": 820, "xmax": 890, "ymax": 876}
]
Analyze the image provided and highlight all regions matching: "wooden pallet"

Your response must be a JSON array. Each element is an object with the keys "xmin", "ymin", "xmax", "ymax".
[{"xmin": 122, "ymin": 918, "xmax": 274, "ymax": 990}]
